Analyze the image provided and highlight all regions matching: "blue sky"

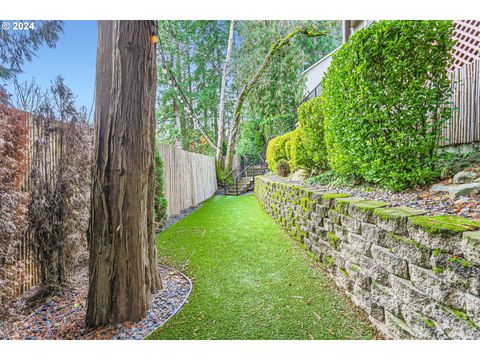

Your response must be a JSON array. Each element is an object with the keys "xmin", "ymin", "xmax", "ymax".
[{"xmin": 5, "ymin": 20, "xmax": 97, "ymax": 117}]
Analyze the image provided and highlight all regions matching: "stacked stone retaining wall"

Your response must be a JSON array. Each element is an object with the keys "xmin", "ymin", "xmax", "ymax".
[{"xmin": 255, "ymin": 175, "xmax": 480, "ymax": 339}]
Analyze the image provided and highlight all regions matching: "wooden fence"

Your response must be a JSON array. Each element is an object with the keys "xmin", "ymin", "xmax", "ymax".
[
  {"xmin": 158, "ymin": 144, "xmax": 217, "ymax": 216},
  {"xmin": 441, "ymin": 58, "xmax": 480, "ymax": 146}
]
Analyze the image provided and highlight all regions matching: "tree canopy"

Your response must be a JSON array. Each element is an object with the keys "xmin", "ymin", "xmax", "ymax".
[
  {"xmin": 0, "ymin": 21, "xmax": 64, "ymax": 83},
  {"xmin": 155, "ymin": 20, "xmax": 341, "ymax": 162}
]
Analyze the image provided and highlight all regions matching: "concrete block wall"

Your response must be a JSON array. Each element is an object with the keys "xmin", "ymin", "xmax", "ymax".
[{"xmin": 255, "ymin": 175, "xmax": 480, "ymax": 339}]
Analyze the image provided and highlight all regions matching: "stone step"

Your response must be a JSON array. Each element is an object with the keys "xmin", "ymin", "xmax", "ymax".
[
  {"xmin": 236, "ymin": 181, "xmax": 254, "ymax": 186},
  {"xmin": 226, "ymin": 188, "xmax": 250, "ymax": 194},
  {"xmin": 225, "ymin": 185, "xmax": 252, "ymax": 195}
]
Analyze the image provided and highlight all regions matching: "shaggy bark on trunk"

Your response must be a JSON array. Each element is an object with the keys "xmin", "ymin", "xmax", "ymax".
[
  {"xmin": 87, "ymin": 20, "xmax": 161, "ymax": 328},
  {"xmin": 224, "ymin": 25, "xmax": 326, "ymax": 172},
  {"xmin": 215, "ymin": 20, "xmax": 235, "ymax": 165}
]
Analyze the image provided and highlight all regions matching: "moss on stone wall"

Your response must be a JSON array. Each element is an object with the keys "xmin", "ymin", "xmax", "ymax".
[
  {"xmin": 254, "ymin": 175, "xmax": 480, "ymax": 340},
  {"xmin": 373, "ymin": 207, "xmax": 427, "ymax": 220},
  {"xmin": 322, "ymin": 193, "xmax": 350, "ymax": 201},
  {"xmin": 408, "ymin": 215, "xmax": 480, "ymax": 235}
]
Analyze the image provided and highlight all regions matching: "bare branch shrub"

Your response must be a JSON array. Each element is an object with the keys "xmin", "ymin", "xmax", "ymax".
[
  {"xmin": 0, "ymin": 91, "xmax": 28, "ymax": 314},
  {"xmin": 27, "ymin": 76, "xmax": 92, "ymax": 298}
]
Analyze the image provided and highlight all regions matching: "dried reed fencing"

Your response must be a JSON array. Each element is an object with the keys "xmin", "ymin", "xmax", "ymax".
[
  {"xmin": 158, "ymin": 144, "xmax": 217, "ymax": 216},
  {"xmin": 11, "ymin": 115, "xmax": 92, "ymax": 296},
  {"xmin": 5, "ymin": 114, "xmax": 62, "ymax": 296},
  {"xmin": 441, "ymin": 58, "xmax": 480, "ymax": 146}
]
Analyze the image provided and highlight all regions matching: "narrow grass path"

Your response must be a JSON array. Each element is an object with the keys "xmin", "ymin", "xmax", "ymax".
[{"xmin": 149, "ymin": 195, "xmax": 377, "ymax": 340}]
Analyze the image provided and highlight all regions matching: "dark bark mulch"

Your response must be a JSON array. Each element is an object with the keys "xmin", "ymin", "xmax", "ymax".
[{"xmin": 2, "ymin": 265, "xmax": 192, "ymax": 340}]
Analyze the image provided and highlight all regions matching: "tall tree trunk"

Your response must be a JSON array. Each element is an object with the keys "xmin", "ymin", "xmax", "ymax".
[
  {"xmin": 224, "ymin": 25, "xmax": 326, "ymax": 172},
  {"xmin": 87, "ymin": 20, "xmax": 160, "ymax": 328},
  {"xmin": 174, "ymin": 98, "xmax": 181, "ymax": 147},
  {"xmin": 215, "ymin": 20, "xmax": 235, "ymax": 165}
]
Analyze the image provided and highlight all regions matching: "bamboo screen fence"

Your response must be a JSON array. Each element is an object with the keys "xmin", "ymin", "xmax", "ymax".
[
  {"xmin": 441, "ymin": 58, "xmax": 480, "ymax": 146},
  {"xmin": 13, "ymin": 115, "xmax": 63, "ymax": 295},
  {"xmin": 158, "ymin": 144, "xmax": 217, "ymax": 216}
]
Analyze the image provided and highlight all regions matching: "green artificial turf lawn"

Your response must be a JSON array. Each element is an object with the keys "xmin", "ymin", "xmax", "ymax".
[{"xmin": 149, "ymin": 195, "xmax": 377, "ymax": 340}]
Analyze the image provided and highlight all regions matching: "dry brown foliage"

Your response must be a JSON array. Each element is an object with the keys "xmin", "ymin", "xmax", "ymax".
[
  {"xmin": 27, "ymin": 76, "xmax": 92, "ymax": 299},
  {"xmin": 0, "ymin": 91, "xmax": 29, "ymax": 314}
]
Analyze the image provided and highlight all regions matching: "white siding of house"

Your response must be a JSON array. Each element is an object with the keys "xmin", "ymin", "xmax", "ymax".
[{"xmin": 304, "ymin": 51, "xmax": 335, "ymax": 95}]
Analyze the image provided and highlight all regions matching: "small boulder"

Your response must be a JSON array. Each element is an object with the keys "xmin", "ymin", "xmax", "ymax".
[
  {"xmin": 454, "ymin": 196, "xmax": 470, "ymax": 205},
  {"xmin": 453, "ymin": 171, "xmax": 478, "ymax": 184},
  {"xmin": 431, "ymin": 182, "xmax": 480, "ymax": 199},
  {"xmin": 290, "ymin": 169, "xmax": 309, "ymax": 182},
  {"xmin": 431, "ymin": 183, "xmax": 449, "ymax": 193}
]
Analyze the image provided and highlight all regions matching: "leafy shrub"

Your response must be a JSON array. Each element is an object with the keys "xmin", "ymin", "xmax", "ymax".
[
  {"xmin": 289, "ymin": 128, "xmax": 306, "ymax": 171},
  {"xmin": 216, "ymin": 162, "xmax": 234, "ymax": 186},
  {"xmin": 266, "ymin": 130, "xmax": 295, "ymax": 172},
  {"xmin": 154, "ymin": 148, "xmax": 168, "ymax": 227},
  {"xmin": 237, "ymin": 117, "xmax": 265, "ymax": 161},
  {"xmin": 307, "ymin": 170, "xmax": 357, "ymax": 188},
  {"xmin": 435, "ymin": 150, "xmax": 480, "ymax": 179},
  {"xmin": 322, "ymin": 20, "xmax": 455, "ymax": 191},
  {"xmin": 290, "ymin": 97, "xmax": 328, "ymax": 171},
  {"xmin": 276, "ymin": 159, "xmax": 290, "ymax": 177},
  {"xmin": 262, "ymin": 113, "xmax": 296, "ymax": 140},
  {"xmin": 283, "ymin": 130, "xmax": 294, "ymax": 159}
]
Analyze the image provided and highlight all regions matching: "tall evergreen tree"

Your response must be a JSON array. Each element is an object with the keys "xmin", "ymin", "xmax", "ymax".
[
  {"xmin": 87, "ymin": 20, "xmax": 160, "ymax": 327},
  {"xmin": 0, "ymin": 21, "xmax": 64, "ymax": 84}
]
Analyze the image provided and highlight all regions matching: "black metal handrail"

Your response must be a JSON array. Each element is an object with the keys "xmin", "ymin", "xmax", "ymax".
[
  {"xmin": 258, "ymin": 154, "xmax": 268, "ymax": 169},
  {"xmin": 223, "ymin": 161, "xmax": 242, "ymax": 183},
  {"xmin": 299, "ymin": 82, "xmax": 322, "ymax": 107},
  {"xmin": 224, "ymin": 158, "xmax": 268, "ymax": 196},
  {"xmin": 223, "ymin": 155, "xmax": 247, "ymax": 195}
]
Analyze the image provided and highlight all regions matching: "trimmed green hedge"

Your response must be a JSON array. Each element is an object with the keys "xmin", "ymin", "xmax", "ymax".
[
  {"xmin": 266, "ymin": 21, "xmax": 454, "ymax": 190},
  {"xmin": 322, "ymin": 20, "xmax": 455, "ymax": 191},
  {"xmin": 266, "ymin": 97, "xmax": 328, "ymax": 174},
  {"xmin": 292, "ymin": 97, "xmax": 327, "ymax": 171},
  {"xmin": 289, "ymin": 128, "xmax": 304, "ymax": 170},
  {"xmin": 266, "ymin": 130, "xmax": 295, "ymax": 172}
]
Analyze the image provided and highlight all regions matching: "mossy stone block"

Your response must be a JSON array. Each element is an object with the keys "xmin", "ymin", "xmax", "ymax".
[
  {"xmin": 409, "ymin": 215, "xmax": 480, "ymax": 236},
  {"xmin": 335, "ymin": 196, "xmax": 365, "ymax": 213},
  {"xmin": 385, "ymin": 311, "xmax": 415, "ymax": 339},
  {"xmin": 345, "ymin": 199, "xmax": 390, "ymax": 223},
  {"xmin": 408, "ymin": 216, "xmax": 480, "ymax": 253},
  {"xmin": 374, "ymin": 207, "xmax": 427, "ymax": 236},
  {"xmin": 434, "ymin": 304, "xmax": 480, "ymax": 338},
  {"xmin": 409, "ymin": 264, "xmax": 466, "ymax": 310},
  {"xmin": 322, "ymin": 193, "xmax": 350, "ymax": 208},
  {"xmin": 374, "ymin": 207, "xmax": 427, "ymax": 221},
  {"xmin": 462, "ymin": 231, "xmax": 480, "ymax": 265},
  {"xmin": 384, "ymin": 232, "xmax": 431, "ymax": 268}
]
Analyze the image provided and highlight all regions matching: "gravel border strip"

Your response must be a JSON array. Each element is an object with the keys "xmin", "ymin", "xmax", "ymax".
[
  {"xmin": 141, "ymin": 264, "xmax": 192, "ymax": 340},
  {"xmin": 157, "ymin": 204, "xmax": 203, "ymax": 234},
  {"xmin": 4, "ymin": 264, "xmax": 192, "ymax": 340}
]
